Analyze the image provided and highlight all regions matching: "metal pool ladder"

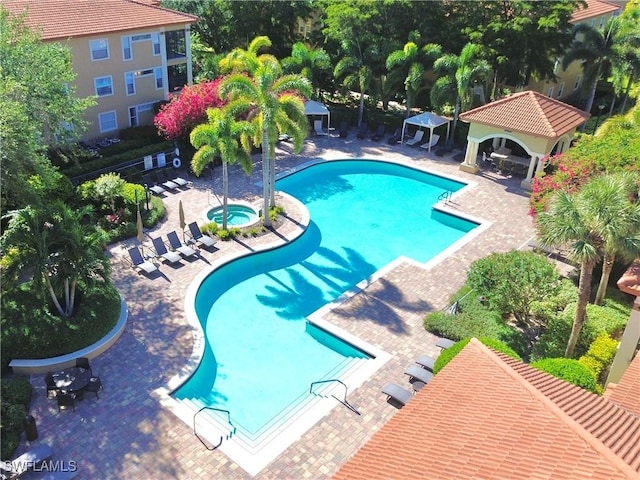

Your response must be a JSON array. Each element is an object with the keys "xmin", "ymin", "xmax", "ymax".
[
  {"xmin": 309, "ymin": 379, "xmax": 360, "ymax": 415},
  {"xmin": 437, "ymin": 190, "xmax": 452, "ymax": 203},
  {"xmin": 193, "ymin": 406, "xmax": 237, "ymax": 450}
]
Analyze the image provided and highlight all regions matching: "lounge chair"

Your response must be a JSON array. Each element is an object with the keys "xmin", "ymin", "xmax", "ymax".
[
  {"xmin": 187, "ymin": 222, "xmax": 217, "ymax": 249},
  {"xmin": 415, "ymin": 354, "xmax": 436, "ymax": 372},
  {"xmin": 166, "ymin": 168, "xmax": 188, "ymax": 187},
  {"xmin": 313, "ymin": 119, "xmax": 328, "ymax": 136},
  {"xmin": 141, "ymin": 174, "xmax": 166, "ymax": 196},
  {"xmin": 420, "ymin": 133, "xmax": 440, "ymax": 151},
  {"xmin": 356, "ymin": 122, "xmax": 368, "ymax": 139},
  {"xmin": 404, "ymin": 364, "xmax": 434, "ymax": 384},
  {"xmin": 371, "ymin": 125, "xmax": 386, "ymax": 141},
  {"xmin": 381, "ymin": 382, "xmax": 413, "ymax": 408},
  {"xmin": 436, "ymin": 337, "xmax": 455, "ymax": 350},
  {"xmin": 405, "ymin": 130, "xmax": 424, "ymax": 146},
  {"xmin": 338, "ymin": 121, "xmax": 349, "ymax": 138},
  {"xmin": 127, "ymin": 246, "xmax": 158, "ymax": 274},
  {"xmin": 155, "ymin": 169, "xmax": 179, "ymax": 190},
  {"xmin": 167, "ymin": 230, "xmax": 198, "ymax": 258},
  {"xmin": 387, "ymin": 128, "xmax": 402, "ymax": 145},
  {"xmin": 2, "ymin": 444, "xmax": 54, "ymax": 478},
  {"xmin": 151, "ymin": 237, "xmax": 182, "ymax": 264}
]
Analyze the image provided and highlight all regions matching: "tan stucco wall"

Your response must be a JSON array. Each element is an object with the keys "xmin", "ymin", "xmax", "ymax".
[{"xmin": 466, "ymin": 123, "xmax": 557, "ymax": 156}]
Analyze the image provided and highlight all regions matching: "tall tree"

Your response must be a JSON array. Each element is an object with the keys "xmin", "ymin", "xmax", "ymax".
[
  {"xmin": 282, "ymin": 42, "xmax": 331, "ymax": 100},
  {"xmin": 190, "ymin": 104, "xmax": 254, "ymax": 230},
  {"xmin": 219, "ymin": 38, "xmax": 311, "ymax": 228},
  {"xmin": 536, "ymin": 173, "xmax": 640, "ymax": 357},
  {"xmin": 1, "ymin": 203, "xmax": 110, "ymax": 318},
  {"xmin": 0, "ymin": 7, "xmax": 94, "ymax": 210},
  {"xmin": 610, "ymin": 1, "xmax": 640, "ymax": 114},
  {"xmin": 430, "ymin": 43, "xmax": 492, "ymax": 147},
  {"xmin": 386, "ymin": 36, "xmax": 442, "ymax": 117}
]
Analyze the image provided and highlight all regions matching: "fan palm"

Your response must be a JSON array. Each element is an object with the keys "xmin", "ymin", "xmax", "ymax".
[{"xmin": 190, "ymin": 103, "xmax": 254, "ymax": 231}]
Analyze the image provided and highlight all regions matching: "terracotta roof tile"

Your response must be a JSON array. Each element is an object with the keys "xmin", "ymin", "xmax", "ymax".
[
  {"xmin": 459, "ymin": 90, "xmax": 590, "ymax": 138},
  {"xmin": 571, "ymin": 0, "xmax": 620, "ymax": 23},
  {"xmin": 2, "ymin": 0, "xmax": 198, "ymax": 40},
  {"xmin": 333, "ymin": 339, "xmax": 639, "ymax": 480},
  {"xmin": 606, "ymin": 352, "xmax": 640, "ymax": 416}
]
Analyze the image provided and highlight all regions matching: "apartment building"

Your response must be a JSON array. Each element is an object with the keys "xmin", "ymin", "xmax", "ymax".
[{"xmin": 3, "ymin": 0, "xmax": 198, "ymax": 141}]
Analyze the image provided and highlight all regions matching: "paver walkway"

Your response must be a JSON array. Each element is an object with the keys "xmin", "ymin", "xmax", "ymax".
[{"xmin": 18, "ymin": 132, "xmax": 539, "ymax": 479}]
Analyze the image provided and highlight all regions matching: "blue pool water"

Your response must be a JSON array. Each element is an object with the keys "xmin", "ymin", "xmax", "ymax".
[
  {"xmin": 174, "ymin": 160, "xmax": 477, "ymax": 435},
  {"xmin": 206, "ymin": 204, "xmax": 259, "ymax": 227}
]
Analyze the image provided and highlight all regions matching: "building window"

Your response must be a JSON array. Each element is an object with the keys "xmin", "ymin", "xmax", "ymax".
[
  {"xmin": 134, "ymin": 68, "xmax": 154, "ymax": 77},
  {"xmin": 547, "ymin": 86, "xmax": 554, "ymax": 97},
  {"xmin": 168, "ymin": 63, "xmax": 187, "ymax": 91},
  {"xmin": 165, "ymin": 30, "xmax": 186, "ymax": 59},
  {"xmin": 122, "ymin": 37, "xmax": 132, "ymax": 61},
  {"xmin": 125, "ymin": 72, "xmax": 135, "ymax": 96},
  {"xmin": 128, "ymin": 107, "xmax": 138, "ymax": 127},
  {"xmin": 131, "ymin": 33, "xmax": 151, "ymax": 42},
  {"xmin": 99, "ymin": 111, "xmax": 117, "ymax": 132},
  {"xmin": 90, "ymin": 39, "xmax": 109, "ymax": 61},
  {"xmin": 574, "ymin": 75, "xmax": 582, "ymax": 91},
  {"xmin": 155, "ymin": 67, "xmax": 163, "ymax": 89},
  {"xmin": 152, "ymin": 33, "xmax": 161, "ymax": 55},
  {"xmin": 557, "ymin": 82, "xmax": 565, "ymax": 98},
  {"xmin": 94, "ymin": 76, "xmax": 114, "ymax": 97}
]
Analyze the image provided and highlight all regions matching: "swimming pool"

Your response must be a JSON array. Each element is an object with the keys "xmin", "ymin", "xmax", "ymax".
[{"xmin": 169, "ymin": 159, "xmax": 479, "ymax": 473}]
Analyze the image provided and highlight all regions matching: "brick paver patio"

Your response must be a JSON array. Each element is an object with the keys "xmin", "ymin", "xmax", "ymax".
[{"xmin": 17, "ymin": 132, "xmax": 537, "ymax": 479}]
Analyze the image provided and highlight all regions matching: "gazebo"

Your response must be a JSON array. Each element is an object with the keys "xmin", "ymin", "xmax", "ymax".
[
  {"xmin": 458, "ymin": 91, "xmax": 590, "ymax": 189},
  {"xmin": 400, "ymin": 112, "xmax": 451, "ymax": 152},
  {"xmin": 304, "ymin": 100, "xmax": 331, "ymax": 131}
]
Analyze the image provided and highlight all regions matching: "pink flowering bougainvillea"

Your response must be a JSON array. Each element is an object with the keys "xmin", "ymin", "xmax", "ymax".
[{"xmin": 154, "ymin": 78, "xmax": 226, "ymax": 140}]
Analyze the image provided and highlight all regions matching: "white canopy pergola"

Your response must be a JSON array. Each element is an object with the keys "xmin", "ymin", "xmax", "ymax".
[
  {"xmin": 304, "ymin": 100, "xmax": 331, "ymax": 130},
  {"xmin": 400, "ymin": 112, "xmax": 451, "ymax": 151}
]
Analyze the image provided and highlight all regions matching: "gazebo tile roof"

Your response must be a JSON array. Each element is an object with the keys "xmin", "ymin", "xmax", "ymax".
[
  {"xmin": 605, "ymin": 352, "xmax": 640, "ymax": 416},
  {"xmin": 459, "ymin": 90, "xmax": 590, "ymax": 138},
  {"xmin": 2, "ymin": 0, "xmax": 198, "ymax": 40},
  {"xmin": 571, "ymin": 0, "xmax": 620, "ymax": 23},
  {"xmin": 333, "ymin": 339, "xmax": 640, "ymax": 480}
]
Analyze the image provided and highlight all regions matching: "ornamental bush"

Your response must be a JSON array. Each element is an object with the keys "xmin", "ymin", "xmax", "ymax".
[
  {"xmin": 1, "ymin": 378, "xmax": 32, "ymax": 458},
  {"xmin": 433, "ymin": 338, "xmax": 522, "ymax": 375},
  {"xmin": 530, "ymin": 358, "xmax": 599, "ymax": 393},
  {"xmin": 578, "ymin": 333, "xmax": 619, "ymax": 384}
]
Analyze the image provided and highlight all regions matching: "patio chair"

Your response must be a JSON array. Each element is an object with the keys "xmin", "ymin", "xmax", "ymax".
[
  {"xmin": 166, "ymin": 168, "xmax": 188, "ymax": 187},
  {"xmin": 356, "ymin": 122, "xmax": 369, "ymax": 139},
  {"xmin": 187, "ymin": 222, "xmax": 217, "ymax": 249},
  {"xmin": 57, "ymin": 392, "xmax": 77, "ymax": 412},
  {"xmin": 75, "ymin": 357, "xmax": 92, "ymax": 375},
  {"xmin": 151, "ymin": 237, "xmax": 182, "ymax": 264},
  {"xmin": 404, "ymin": 364, "xmax": 434, "ymax": 384},
  {"xmin": 338, "ymin": 121, "xmax": 349, "ymax": 138},
  {"xmin": 387, "ymin": 128, "xmax": 402, "ymax": 145},
  {"xmin": 415, "ymin": 354, "xmax": 436, "ymax": 372},
  {"xmin": 381, "ymin": 382, "xmax": 413, "ymax": 408},
  {"xmin": 371, "ymin": 125, "xmax": 386, "ymax": 141},
  {"xmin": 44, "ymin": 372, "xmax": 58, "ymax": 398},
  {"xmin": 83, "ymin": 376, "xmax": 103, "ymax": 400},
  {"xmin": 167, "ymin": 230, "xmax": 198, "ymax": 258},
  {"xmin": 405, "ymin": 129, "xmax": 424, "ymax": 146},
  {"xmin": 155, "ymin": 169, "xmax": 179, "ymax": 190},
  {"xmin": 420, "ymin": 133, "xmax": 440, "ymax": 151},
  {"xmin": 141, "ymin": 174, "xmax": 166, "ymax": 196},
  {"xmin": 2, "ymin": 444, "xmax": 54, "ymax": 478},
  {"xmin": 127, "ymin": 246, "xmax": 158, "ymax": 275},
  {"xmin": 313, "ymin": 119, "xmax": 328, "ymax": 136}
]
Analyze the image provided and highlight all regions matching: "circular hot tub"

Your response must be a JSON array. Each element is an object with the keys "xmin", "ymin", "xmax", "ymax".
[{"xmin": 205, "ymin": 203, "xmax": 260, "ymax": 228}]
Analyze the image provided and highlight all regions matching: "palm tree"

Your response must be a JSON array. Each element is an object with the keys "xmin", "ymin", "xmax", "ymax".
[
  {"xmin": 1, "ymin": 202, "xmax": 109, "ymax": 318},
  {"xmin": 610, "ymin": 4, "xmax": 640, "ymax": 114},
  {"xmin": 386, "ymin": 40, "xmax": 442, "ymax": 117},
  {"xmin": 536, "ymin": 173, "xmax": 640, "ymax": 357},
  {"xmin": 562, "ymin": 19, "xmax": 620, "ymax": 122},
  {"xmin": 190, "ymin": 103, "xmax": 254, "ymax": 231},
  {"xmin": 282, "ymin": 42, "xmax": 331, "ymax": 100},
  {"xmin": 431, "ymin": 43, "xmax": 492, "ymax": 147},
  {"xmin": 334, "ymin": 38, "xmax": 376, "ymax": 127},
  {"xmin": 220, "ymin": 42, "xmax": 311, "ymax": 228}
]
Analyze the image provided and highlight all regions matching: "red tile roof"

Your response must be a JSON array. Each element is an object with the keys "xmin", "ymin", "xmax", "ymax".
[
  {"xmin": 333, "ymin": 339, "xmax": 640, "ymax": 480},
  {"xmin": 459, "ymin": 90, "xmax": 590, "ymax": 139},
  {"xmin": 606, "ymin": 350, "xmax": 640, "ymax": 416},
  {"xmin": 617, "ymin": 259, "xmax": 640, "ymax": 297},
  {"xmin": 2, "ymin": 0, "xmax": 198, "ymax": 40},
  {"xmin": 571, "ymin": 0, "xmax": 620, "ymax": 23}
]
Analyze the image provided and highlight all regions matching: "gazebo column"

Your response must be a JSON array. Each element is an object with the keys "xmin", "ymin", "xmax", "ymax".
[
  {"xmin": 459, "ymin": 140, "xmax": 480, "ymax": 174},
  {"xmin": 520, "ymin": 153, "xmax": 545, "ymax": 190}
]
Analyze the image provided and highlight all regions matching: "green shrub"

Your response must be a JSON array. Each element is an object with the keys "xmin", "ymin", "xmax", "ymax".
[
  {"xmin": 1, "ymin": 378, "xmax": 32, "ymax": 458},
  {"xmin": 578, "ymin": 333, "xmax": 619, "ymax": 383},
  {"xmin": 586, "ymin": 300, "xmax": 630, "ymax": 337},
  {"xmin": 530, "ymin": 278, "xmax": 578, "ymax": 325},
  {"xmin": 466, "ymin": 250, "xmax": 560, "ymax": 323},
  {"xmin": 433, "ymin": 338, "xmax": 522, "ymax": 374},
  {"xmin": 530, "ymin": 358, "xmax": 599, "ymax": 393},
  {"xmin": 531, "ymin": 304, "xmax": 597, "ymax": 361}
]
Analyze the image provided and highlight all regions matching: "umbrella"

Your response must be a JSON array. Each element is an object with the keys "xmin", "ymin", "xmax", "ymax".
[
  {"xmin": 178, "ymin": 200, "xmax": 186, "ymax": 241},
  {"xmin": 136, "ymin": 209, "xmax": 144, "ymax": 256}
]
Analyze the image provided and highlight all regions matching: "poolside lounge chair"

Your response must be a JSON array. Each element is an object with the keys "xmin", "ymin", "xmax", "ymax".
[
  {"xmin": 405, "ymin": 129, "xmax": 424, "ymax": 146},
  {"xmin": 387, "ymin": 128, "xmax": 402, "ymax": 145},
  {"xmin": 382, "ymin": 382, "xmax": 413, "ymax": 408},
  {"xmin": 338, "ymin": 121, "xmax": 349, "ymax": 138},
  {"xmin": 141, "ymin": 174, "xmax": 166, "ymax": 196},
  {"xmin": 371, "ymin": 125, "xmax": 386, "ymax": 141},
  {"xmin": 155, "ymin": 169, "xmax": 179, "ymax": 190},
  {"xmin": 436, "ymin": 337, "xmax": 455, "ymax": 350},
  {"xmin": 404, "ymin": 364, "xmax": 434, "ymax": 384},
  {"xmin": 415, "ymin": 354, "xmax": 436, "ymax": 372},
  {"xmin": 187, "ymin": 222, "xmax": 217, "ymax": 249},
  {"xmin": 314, "ymin": 119, "xmax": 328, "ymax": 136},
  {"xmin": 127, "ymin": 246, "xmax": 158, "ymax": 275},
  {"xmin": 151, "ymin": 237, "xmax": 182, "ymax": 264},
  {"xmin": 356, "ymin": 123, "xmax": 369, "ymax": 139},
  {"xmin": 166, "ymin": 168, "xmax": 188, "ymax": 187},
  {"xmin": 2, "ymin": 444, "xmax": 54, "ymax": 478},
  {"xmin": 167, "ymin": 230, "xmax": 198, "ymax": 258},
  {"xmin": 420, "ymin": 133, "xmax": 440, "ymax": 151}
]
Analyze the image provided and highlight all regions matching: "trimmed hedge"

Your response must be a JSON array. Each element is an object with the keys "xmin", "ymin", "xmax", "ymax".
[
  {"xmin": 433, "ymin": 338, "xmax": 522, "ymax": 375},
  {"xmin": 578, "ymin": 332, "xmax": 619, "ymax": 384},
  {"xmin": 530, "ymin": 358, "xmax": 599, "ymax": 393}
]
